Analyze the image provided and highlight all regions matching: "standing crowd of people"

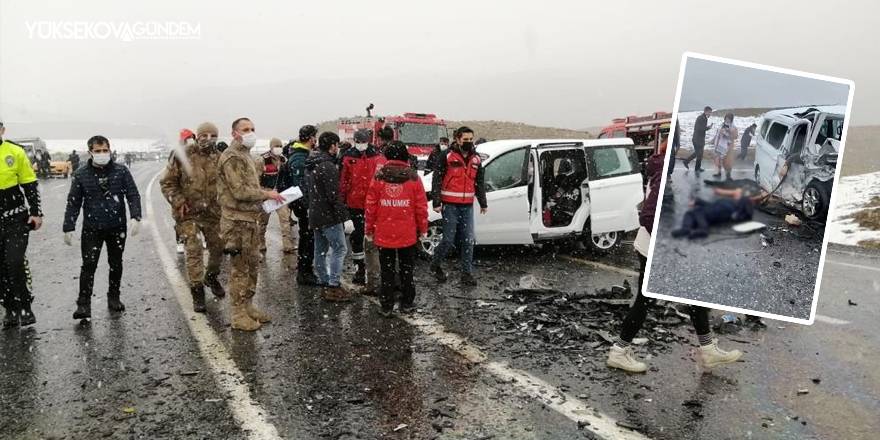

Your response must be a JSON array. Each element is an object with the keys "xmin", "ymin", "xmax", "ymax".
[
  {"xmin": 159, "ymin": 120, "xmax": 487, "ymax": 329},
  {"xmin": 0, "ymin": 117, "xmax": 742, "ymax": 375},
  {"xmin": 678, "ymin": 106, "xmax": 757, "ymax": 180}
]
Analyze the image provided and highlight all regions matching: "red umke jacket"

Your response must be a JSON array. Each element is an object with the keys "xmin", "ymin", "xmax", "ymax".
[
  {"xmin": 339, "ymin": 145, "xmax": 381, "ymax": 210},
  {"xmin": 365, "ymin": 160, "xmax": 428, "ymax": 249}
]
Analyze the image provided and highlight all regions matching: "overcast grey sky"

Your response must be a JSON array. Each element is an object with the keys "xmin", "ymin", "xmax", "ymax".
[
  {"xmin": 679, "ymin": 57, "xmax": 851, "ymax": 112},
  {"xmin": 0, "ymin": 0, "xmax": 877, "ymax": 139}
]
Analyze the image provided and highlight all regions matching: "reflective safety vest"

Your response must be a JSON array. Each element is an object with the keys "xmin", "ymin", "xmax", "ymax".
[
  {"xmin": 440, "ymin": 150, "xmax": 481, "ymax": 205},
  {"xmin": 0, "ymin": 140, "xmax": 37, "ymax": 190}
]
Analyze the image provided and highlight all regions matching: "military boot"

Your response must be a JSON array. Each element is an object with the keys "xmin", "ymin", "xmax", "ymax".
[
  {"xmin": 73, "ymin": 294, "xmax": 91, "ymax": 320},
  {"xmin": 352, "ymin": 260, "xmax": 366, "ymax": 286},
  {"xmin": 2, "ymin": 308, "xmax": 19, "ymax": 328},
  {"xmin": 19, "ymin": 303, "xmax": 36, "ymax": 327},
  {"xmin": 191, "ymin": 285, "xmax": 207, "ymax": 313},
  {"xmin": 205, "ymin": 272, "xmax": 226, "ymax": 298},
  {"xmin": 245, "ymin": 300, "xmax": 271, "ymax": 323},
  {"xmin": 107, "ymin": 293, "xmax": 125, "ymax": 312},
  {"xmin": 231, "ymin": 305, "xmax": 261, "ymax": 331}
]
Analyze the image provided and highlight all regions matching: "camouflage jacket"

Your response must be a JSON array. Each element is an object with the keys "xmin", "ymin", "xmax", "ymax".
[
  {"xmin": 160, "ymin": 144, "xmax": 222, "ymax": 222},
  {"xmin": 217, "ymin": 140, "xmax": 265, "ymax": 222}
]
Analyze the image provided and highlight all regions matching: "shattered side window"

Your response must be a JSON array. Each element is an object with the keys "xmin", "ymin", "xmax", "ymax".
[
  {"xmin": 589, "ymin": 146, "xmax": 636, "ymax": 180},
  {"xmin": 484, "ymin": 147, "xmax": 528, "ymax": 192},
  {"xmin": 766, "ymin": 123, "xmax": 789, "ymax": 150}
]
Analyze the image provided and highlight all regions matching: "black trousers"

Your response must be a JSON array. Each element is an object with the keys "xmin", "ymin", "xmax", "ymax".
[
  {"xmin": 679, "ymin": 209, "xmax": 710, "ymax": 236},
  {"xmin": 619, "ymin": 255, "xmax": 710, "ymax": 342},
  {"xmin": 292, "ymin": 201, "xmax": 314, "ymax": 274},
  {"xmin": 686, "ymin": 140, "xmax": 705, "ymax": 171},
  {"xmin": 79, "ymin": 227, "xmax": 127, "ymax": 304},
  {"xmin": 348, "ymin": 208, "xmax": 365, "ymax": 262},
  {"xmin": 0, "ymin": 215, "xmax": 32, "ymax": 311},
  {"xmin": 378, "ymin": 245, "xmax": 416, "ymax": 310}
]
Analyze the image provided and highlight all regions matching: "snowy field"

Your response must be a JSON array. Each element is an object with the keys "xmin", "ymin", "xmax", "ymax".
[
  {"xmin": 44, "ymin": 138, "xmax": 166, "ymax": 154},
  {"xmin": 676, "ymin": 111, "xmax": 762, "ymax": 151},
  {"xmin": 827, "ymin": 171, "xmax": 880, "ymax": 246},
  {"xmin": 44, "ymin": 138, "xmax": 278, "ymax": 155}
]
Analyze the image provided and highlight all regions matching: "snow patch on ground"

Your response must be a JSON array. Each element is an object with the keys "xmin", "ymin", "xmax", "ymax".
[
  {"xmin": 676, "ymin": 111, "xmax": 762, "ymax": 151},
  {"xmin": 827, "ymin": 171, "xmax": 880, "ymax": 245}
]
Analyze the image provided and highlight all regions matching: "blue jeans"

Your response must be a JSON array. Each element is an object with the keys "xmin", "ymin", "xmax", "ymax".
[
  {"xmin": 313, "ymin": 223, "xmax": 348, "ymax": 287},
  {"xmin": 432, "ymin": 203, "xmax": 475, "ymax": 274}
]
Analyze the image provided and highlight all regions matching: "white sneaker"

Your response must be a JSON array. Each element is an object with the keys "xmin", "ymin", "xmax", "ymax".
[
  {"xmin": 606, "ymin": 344, "xmax": 648, "ymax": 373},
  {"xmin": 176, "ymin": 243, "xmax": 185, "ymax": 254},
  {"xmin": 699, "ymin": 339, "xmax": 743, "ymax": 368}
]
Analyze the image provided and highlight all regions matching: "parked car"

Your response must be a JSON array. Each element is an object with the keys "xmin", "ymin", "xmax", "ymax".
[
  {"xmin": 419, "ymin": 138, "xmax": 644, "ymax": 256},
  {"xmin": 49, "ymin": 159, "xmax": 72, "ymax": 178},
  {"xmin": 753, "ymin": 106, "xmax": 844, "ymax": 221}
]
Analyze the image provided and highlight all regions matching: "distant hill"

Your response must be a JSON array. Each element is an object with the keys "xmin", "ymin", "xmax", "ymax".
[{"xmin": 317, "ymin": 119, "xmax": 592, "ymax": 141}]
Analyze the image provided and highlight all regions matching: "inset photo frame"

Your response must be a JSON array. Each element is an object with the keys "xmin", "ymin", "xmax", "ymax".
[{"xmin": 644, "ymin": 52, "xmax": 855, "ymax": 325}]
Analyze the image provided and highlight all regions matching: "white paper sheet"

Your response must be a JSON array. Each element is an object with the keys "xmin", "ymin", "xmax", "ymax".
[{"xmin": 262, "ymin": 186, "xmax": 303, "ymax": 213}]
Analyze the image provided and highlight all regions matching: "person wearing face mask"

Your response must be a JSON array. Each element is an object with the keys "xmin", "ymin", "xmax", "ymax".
[
  {"xmin": 0, "ymin": 121, "xmax": 43, "ymax": 328},
  {"xmin": 339, "ymin": 129, "xmax": 381, "ymax": 290},
  {"xmin": 255, "ymin": 137, "xmax": 296, "ymax": 255},
  {"xmin": 279, "ymin": 125, "xmax": 320, "ymax": 286},
  {"xmin": 305, "ymin": 132, "xmax": 351, "ymax": 301},
  {"xmin": 217, "ymin": 118, "xmax": 285, "ymax": 331},
  {"xmin": 63, "ymin": 135, "xmax": 141, "ymax": 320},
  {"xmin": 424, "ymin": 136, "xmax": 449, "ymax": 176},
  {"xmin": 160, "ymin": 122, "xmax": 227, "ymax": 313},
  {"xmin": 429, "ymin": 126, "xmax": 488, "ymax": 287},
  {"xmin": 170, "ymin": 129, "xmax": 196, "ymax": 254}
]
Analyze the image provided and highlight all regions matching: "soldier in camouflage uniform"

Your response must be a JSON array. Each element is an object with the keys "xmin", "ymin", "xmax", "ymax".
[
  {"xmin": 160, "ymin": 122, "xmax": 227, "ymax": 313},
  {"xmin": 217, "ymin": 118, "xmax": 285, "ymax": 331}
]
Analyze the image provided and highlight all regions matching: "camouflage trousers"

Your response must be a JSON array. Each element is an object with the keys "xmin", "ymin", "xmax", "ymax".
[
  {"xmin": 178, "ymin": 218, "xmax": 224, "ymax": 287},
  {"xmin": 259, "ymin": 204, "xmax": 295, "ymax": 252},
  {"xmin": 220, "ymin": 217, "xmax": 260, "ymax": 307}
]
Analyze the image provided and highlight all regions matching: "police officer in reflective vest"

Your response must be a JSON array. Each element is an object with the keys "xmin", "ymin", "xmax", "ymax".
[
  {"xmin": 0, "ymin": 122, "xmax": 43, "ymax": 328},
  {"xmin": 429, "ymin": 126, "xmax": 487, "ymax": 287}
]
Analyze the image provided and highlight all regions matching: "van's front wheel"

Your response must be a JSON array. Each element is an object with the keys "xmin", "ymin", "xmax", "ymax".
[{"xmin": 803, "ymin": 180, "xmax": 831, "ymax": 222}]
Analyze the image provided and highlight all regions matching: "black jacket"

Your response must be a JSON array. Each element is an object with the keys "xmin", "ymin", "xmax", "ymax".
[
  {"xmin": 430, "ymin": 144, "xmax": 487, "ymax": 209},
  {"xmin": 63, "ymin": 160, "xmax": 141, "ymax": 232},
  {"xmin": 693, "ymin": 113, "xmax": 710, "ymax": 144},
  {"xmin": 304, "ymin": 151, "xmax": 349, "ymax": 230},
  {"xmin": 424, "ymin": 145, "xmax": 446, "ymax": 175}
]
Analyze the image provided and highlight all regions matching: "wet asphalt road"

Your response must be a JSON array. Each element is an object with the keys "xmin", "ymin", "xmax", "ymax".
[
  {"xmin": 647, "ymin": 161, "xmax": 823, "ymax": 320},
  {"xmin": 1, "ymin": 161, "xmax": 878, "ymax": 440}
]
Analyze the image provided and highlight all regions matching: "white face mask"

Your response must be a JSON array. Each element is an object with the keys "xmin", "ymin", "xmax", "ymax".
[
  {"xmin": 240, "ymin": 132, "xmax": 257, "ymax": 148},
  {"xmin": 92, "ymin": 152, "xmax": 111, "ymax": 166},
  {"xmin": 271, "ymin": 147, "xmax": 283, "ymax": 156},
  {"xmin": 440, "ymin": 144, "xmax": 448, "ymax": 151},
  {"xmin": 355, "ymin": 143, "xmax": 368, "ymax": 151},
  {"xmin": 185, "ymin": 138, "xmax": 195, "ymax": 147}
]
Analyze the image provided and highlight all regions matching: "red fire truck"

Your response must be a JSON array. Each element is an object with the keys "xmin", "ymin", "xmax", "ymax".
[
  {"xmin": 337, "ymin": 104, "xmax": 448, "ymax": 165},
  {"xmin": 598, "ymin": 111, "xmax": 671, "ymax": 166}
]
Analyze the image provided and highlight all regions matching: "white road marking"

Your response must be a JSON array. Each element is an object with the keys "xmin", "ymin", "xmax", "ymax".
[
  {"xmin": 562, "ymin": 255, "xmax": 640, "ymax": 277},
  {"xmin": 373, "ymin": 299, "xmax": 652, "ymax": 440},
  {"xmin": 148, "ymin": 161, "xmax": 643, "ymax": 439},
  {"xmin": 145, "ymin": 172, "xmax": 281, "ymax": 440},
  {"xmin": 815, "ymin": 315, "xmax": 850, "ymax": 325}
]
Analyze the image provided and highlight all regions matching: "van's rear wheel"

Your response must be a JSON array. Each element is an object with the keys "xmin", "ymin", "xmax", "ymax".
[{"xmin": 582, "ymin": 227, "xmax": 621, "ymax": 255}]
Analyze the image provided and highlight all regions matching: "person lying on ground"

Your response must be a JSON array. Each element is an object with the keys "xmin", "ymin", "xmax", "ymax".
[{"xmin": 671, "ymin": 187, "xmax": 766, "ymax": 239}]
